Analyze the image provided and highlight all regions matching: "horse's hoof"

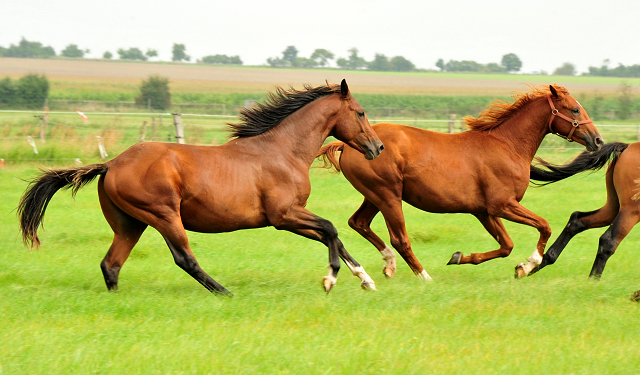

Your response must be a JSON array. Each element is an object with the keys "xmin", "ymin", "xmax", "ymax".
[
  {"xmin": 631, "ymin": 290, "xmax": 640, "ymax": 302},
  {"xmin": 382, "ymin": 265, "xmax": 395, "ymax": 278},
  {"xmin": 361, "ymin": 280, "xmax": 377, "ymax": 291},
  {"xmin": 514, "ymin": 263, "xmax": 526, "ymax": 279},
  {"xmin": 447, "ymin": 252, "xmax": 462, "ymax": 265},
  {"xmin": 322, "ymin": 277, "xmax": 335, "ymax": 293}
]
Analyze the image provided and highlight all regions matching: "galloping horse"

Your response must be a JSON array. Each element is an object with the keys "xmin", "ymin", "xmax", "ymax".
[
  {"xmin": 18, "ymin": 80, "xmax": 384, "ymax": 295},
  {"xmin": 317, "ymin": 85, "xmax": 603, "ymax": 280},
  {"xmin": 529, "ymin": 141, "xmax": 639, "ymax": 279}
]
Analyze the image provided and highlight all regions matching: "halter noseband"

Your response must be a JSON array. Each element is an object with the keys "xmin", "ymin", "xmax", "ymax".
[{"xmin": 547, "ymin": 95, "xmax": 592, "ymax": 142}]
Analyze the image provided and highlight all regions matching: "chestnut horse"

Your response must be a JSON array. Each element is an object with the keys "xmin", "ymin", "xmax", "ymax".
[
  {"xmin": 317, "ymin": 85, "xmax": 603, "ymax": 280},
  {"xmin": 529, "ymin": 141, "xmax": 639, "ymax": 279},
  {"xmin": 18, "ymin": 80, "xmax": 384, "ymax": 295}
]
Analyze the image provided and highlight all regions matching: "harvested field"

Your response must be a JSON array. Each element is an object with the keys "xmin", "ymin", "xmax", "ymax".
[{"xmin": 0, "ymin": 57, "xmax": 638, "ymax": 96}]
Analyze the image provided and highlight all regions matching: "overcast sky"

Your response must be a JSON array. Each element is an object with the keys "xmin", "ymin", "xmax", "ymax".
[{"xmin": 1, "ymin": 0, "xmax": 638, "ymax": 74}]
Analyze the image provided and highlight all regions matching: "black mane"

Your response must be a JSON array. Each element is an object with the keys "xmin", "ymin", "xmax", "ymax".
[{"xmin": 227, "ymin": 84, "xmax": 341, "ymax": 138}]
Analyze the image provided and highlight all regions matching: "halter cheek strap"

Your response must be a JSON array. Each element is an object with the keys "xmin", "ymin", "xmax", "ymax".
[{"xmin": 547, "ymin": 95, "xmax": 593, "ymax": 142}]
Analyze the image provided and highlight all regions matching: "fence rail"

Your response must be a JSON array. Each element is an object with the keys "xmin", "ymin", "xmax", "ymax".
[{"xmin": 2, "ymin": 108, "xmax": 640, "ymax": 165}]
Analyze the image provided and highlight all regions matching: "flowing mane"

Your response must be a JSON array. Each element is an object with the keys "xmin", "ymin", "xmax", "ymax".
[
  {"xmin": 228, "ymin": 83, "xmax": 341, "ymax": 138},
  {"xmin": 463, "ymin": 84, "xmax": 569, "ymax": 132}
]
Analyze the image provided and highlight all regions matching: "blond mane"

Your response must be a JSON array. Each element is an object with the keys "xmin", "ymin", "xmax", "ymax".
[{"xmin": 463, "ymin": 84, "xmax": 569, "ymax": 132}]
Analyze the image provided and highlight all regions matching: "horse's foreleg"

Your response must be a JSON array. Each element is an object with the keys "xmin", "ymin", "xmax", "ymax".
[
  {"xmin": 348, "ymin": 199, "xmax": 396, "ymax": 278},
  {"xmin": 589, "ymin": 210, "xmax": 639, "ymax": 278},
  {"xmin": 449, "ymin": 215, "xmax": 513, "ymax": 265},
  {"xmin": 156, "ymin": 219, "xmax": 231, "ymax": 295},
  {"xmin": 377, "ymin": 201, "xmax": 432, "ymax": 281},
  {"xmin": 272, "ymin": 205, "xmax": 374, "ymax": 292},
  {"xmin": 530, "ymin": 208, "xmax": 614, "ymax": 275}
]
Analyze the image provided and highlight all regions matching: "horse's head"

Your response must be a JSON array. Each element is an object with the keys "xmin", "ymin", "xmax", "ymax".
[
  {"xmin": 548, "ymin": 85, "xmax": 604, "ymax": 151},
  {"xmin": 331, "ymin": 79, "xmax": 384, "ymax": 160}
]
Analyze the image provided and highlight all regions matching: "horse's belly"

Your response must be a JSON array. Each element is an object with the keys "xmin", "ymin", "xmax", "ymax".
[
  {"xmin": 180, "ymin": 197, "xmax": 268, "ymax": 233},
  {"xmin": 402, "ymin": 178, "xmax": 486, "ymax": 214}
]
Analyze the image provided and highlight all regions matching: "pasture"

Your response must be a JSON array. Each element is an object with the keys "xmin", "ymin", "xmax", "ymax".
[{"xmin": 1, "ymin": 155, "xmax": 640, "ymax": 374}]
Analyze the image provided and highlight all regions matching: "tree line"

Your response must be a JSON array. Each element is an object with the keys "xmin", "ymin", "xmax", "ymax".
[
  {"xmin": 1, "ymin": 38, "xmax": 638, "ymax": 77},
  {"xmin": 266, "ymin": 46, "xmax": 415, "ymax": 72}
]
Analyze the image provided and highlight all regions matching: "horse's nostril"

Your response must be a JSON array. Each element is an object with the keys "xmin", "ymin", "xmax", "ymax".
[
  {"xmin": 596, "ymin": 137, "xmax": 604, "ymax": 146},
  {"xmin": 379, "ymin": 144, "xmax": 385, "ymax": 152}
]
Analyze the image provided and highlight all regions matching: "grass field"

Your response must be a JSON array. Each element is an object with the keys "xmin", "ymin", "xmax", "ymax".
[{"xmin": 1, "ymin": 153, "xmax": 640, "ymax": 374}]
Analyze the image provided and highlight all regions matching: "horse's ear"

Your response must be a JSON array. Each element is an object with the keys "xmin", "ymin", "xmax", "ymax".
[
  {"xmin": 340, "ymin": 79, "xmax": 350, "ymax": 99},
  {"xmin": 549, "ymin": 85, "xmax": 558, "ymax": 99}
]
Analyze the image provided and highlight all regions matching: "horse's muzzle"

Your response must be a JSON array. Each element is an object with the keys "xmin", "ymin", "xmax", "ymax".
[{"xmin": 364, "ymin": 140, "xmax": 384, "ymax": 160}]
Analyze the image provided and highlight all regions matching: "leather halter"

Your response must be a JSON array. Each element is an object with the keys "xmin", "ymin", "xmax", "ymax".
[{"xmin": 547, "ymin": 95, "xmax": 592, "ymax": 142}]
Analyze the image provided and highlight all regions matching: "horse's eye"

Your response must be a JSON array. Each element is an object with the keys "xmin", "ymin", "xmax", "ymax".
[
  {"xmin": 571, "ymin": 108, "xmax": 580, "ymax": 115},
  {"xmin": 357, "ymin": 111, "xmax": 365, "ymax": 118}
]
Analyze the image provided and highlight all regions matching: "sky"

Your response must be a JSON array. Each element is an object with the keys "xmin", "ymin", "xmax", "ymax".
[{"xmin": 1, "ymin": 0, "xmax": 638, "ymax": 74}]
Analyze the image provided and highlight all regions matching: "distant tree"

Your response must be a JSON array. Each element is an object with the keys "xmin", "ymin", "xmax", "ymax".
[
  {"xmin": 444, "ymin": 60, "xmax": 483, "ymax": 72},
  {"xmin": 16, "ymin": 74, "xmax": 49, "ymax": 108},
  {"xmin": 61, "ymin": 44, "xmax": 87, "ymax": 58},
  {"xmin": 435, "ymin": 59, "xmax": 445, "ymax": 71},
  {"xmin": 172, "ymin": 43, "xmax": 190, "ymax": 62},
  {"xmin": 146, "ymin": 49, "xmax": 158, "ymax": 59},
  {"xmin": 201, "ymin": 54, "xmax": 243, "ymax": 65},
  {"xmin": 282, "ymin": 46, "xmax": 298, "ymax": 66},
  {"xmin": 553, "ymin": 62, "xmax": 576, "ymax": 76},
  {"xmin": 390, "ymin": 56, "xmax": 415, "ymax": 71},
  {"xmin": 368, "ymin": 54, "xmax": 392, "ymax": 71},
  {"xmin": 117, "ymin": 48, "xmax": 147, "ymax": 61},
  {"xmin": 484, "ymin": 62, "xmax": 507, "ymax": 73},
  {"xmin": 586, "ymin": 62, "xmax": 640, "ymax": 78},
  {"xmin": 310, "ymin": 49, "xmax": 334, "ymax": 67},
  {"xmin": 501, "ymin": 53, "xmax": 522, "ymax": 72},
  {"xmin": 336, "ymin": 48, "xmax": 367, "ymax": 70},
  {"xmin": 0, "ymin": 38, "xmax": 55, "ymax": 58},
  {"xmin": 295, "ymin": 57, "xmax": 317, "ymax": 68},
  {"xmin": 267, "ymin": 46, "xmax": 299, "ymax": 67},
  {"xmin": 103, "ymin": 51, "xmax": 113, "ymax": 59},
  {"xmin": 0, "ymin": 77, "xmax": 17, "ymax": 106},
  {"xmin": 135, "ymin": 75, "xmax": 171, "ymax": 110}
]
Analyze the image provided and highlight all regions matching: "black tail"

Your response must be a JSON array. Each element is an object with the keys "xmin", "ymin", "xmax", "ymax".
[
  {"xmin": 17, "ymin": 164, "xmax": 108, "ymax": 248},
  {"xmin": 530, "ymin": 142, "xmax": 629, "ymax": 186}
]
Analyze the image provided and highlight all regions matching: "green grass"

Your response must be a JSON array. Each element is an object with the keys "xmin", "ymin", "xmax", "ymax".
[{"xmin": 1, "ymin": 150, "xmax": 640, "ymax": 374}]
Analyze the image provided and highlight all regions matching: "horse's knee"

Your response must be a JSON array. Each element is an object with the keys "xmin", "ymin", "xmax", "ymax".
[{"xmin": 389, "ymin": 236, "xmax": 410, "ymax": 251}]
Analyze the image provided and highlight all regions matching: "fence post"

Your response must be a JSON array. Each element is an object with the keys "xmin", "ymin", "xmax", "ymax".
[
  {"xmin": 39, "ymin": 106, "xmax": 49, "ymax": 143},
  {"xmin": 138, "ymin": 121, "xmax": 147, "ymax": 142},
  {"xmin": 26, "ymin": 136, "xmax": 38, "ymax": 154},
  {"xmin": 97, "ymin": 136, "xmax": 108, "ymax": 159},
  {"xmin": 172, "ymin": 113, "xmax": 185, "ymax": 144},
  {"xmin": 448, "ymin": 114, "xmax": 457, "ymax": 133},
  {"xmin": 151, "ymin": 117, "xmax": 157, "ymax": 141},
  {"xmin": 637, "ymin": 125, "xmax": 640, "ymax": 142}
]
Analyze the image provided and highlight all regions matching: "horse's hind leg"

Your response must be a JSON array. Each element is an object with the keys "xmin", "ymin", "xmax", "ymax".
[
  {"xmin": 589, "ymin": 210, "xmax": 640, "ymax": 278},
  {"xmin": 98, "ymin": 177, "xmax": 147, "ymax": 290},
  {"xmin": 531, "ymin": 208, "xmax": 616, "ymax": 275},
  {"xmin": 348, "ymin": 199, "xmax": 397, "ymax": 278},
  {"xmin": 156, "ymin": 218, "xmax": 231, "ymax": 295},
  {"xmin": 449, "ymin": 215, "xmax": 513, "ymax": 265},
  {"xmin": 534, "ymin": 167, "xmax": 620, "ymax": 274}
]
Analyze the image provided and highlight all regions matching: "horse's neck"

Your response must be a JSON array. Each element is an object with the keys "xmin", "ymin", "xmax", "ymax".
[
  {"xmin": 254, "ymin": 97, "xmax": 336, "ymax": 166},
  {"xmin": 491, "ymin": 98, "xmax": 550, "ymax": 162}
]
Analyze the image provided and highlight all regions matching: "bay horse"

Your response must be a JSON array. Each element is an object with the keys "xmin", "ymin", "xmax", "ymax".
[
  {"xmin": 18, "ymin": 80, "xmax": 384, "ymax": 295},
  {"xmin": 529, "ymin": 141, "xmax": 639, "ymax": 279},
  {"xmin": 317, "ymin": 85, "xmax": 603, "ymax": 281}
]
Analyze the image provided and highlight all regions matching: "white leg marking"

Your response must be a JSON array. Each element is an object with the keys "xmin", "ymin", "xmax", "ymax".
[
  {"xmin": 344, "ymin": 260, "xmax": 377, "ymax": 291},
  {"xmin": 417, "ymin": 270, "xmax": 434, "ymax": 282},
  {"xmin": 380, "ymin": 245, "xmax": 396, "ymax": 277},
  {"xmin": 519, "ymin": 249, "xmax": 543, "ymax": 275}
]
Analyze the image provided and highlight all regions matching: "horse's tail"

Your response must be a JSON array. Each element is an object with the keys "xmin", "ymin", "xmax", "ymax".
[
  {"xmin": 316, "ymin": 141, "xmax": 345, "ymax": 173},
  {"xmin": 18, "ymin": 164, "xmax": 109, "ymax": 249},
  {"xmin": 530, "ymin": 142, "xmax": 629, "ymax": 186}
]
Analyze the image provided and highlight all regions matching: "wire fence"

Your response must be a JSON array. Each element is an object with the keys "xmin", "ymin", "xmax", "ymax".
[{"xmin": 2, "ymin": 108, "xmax": 640, "ymax": 165}]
